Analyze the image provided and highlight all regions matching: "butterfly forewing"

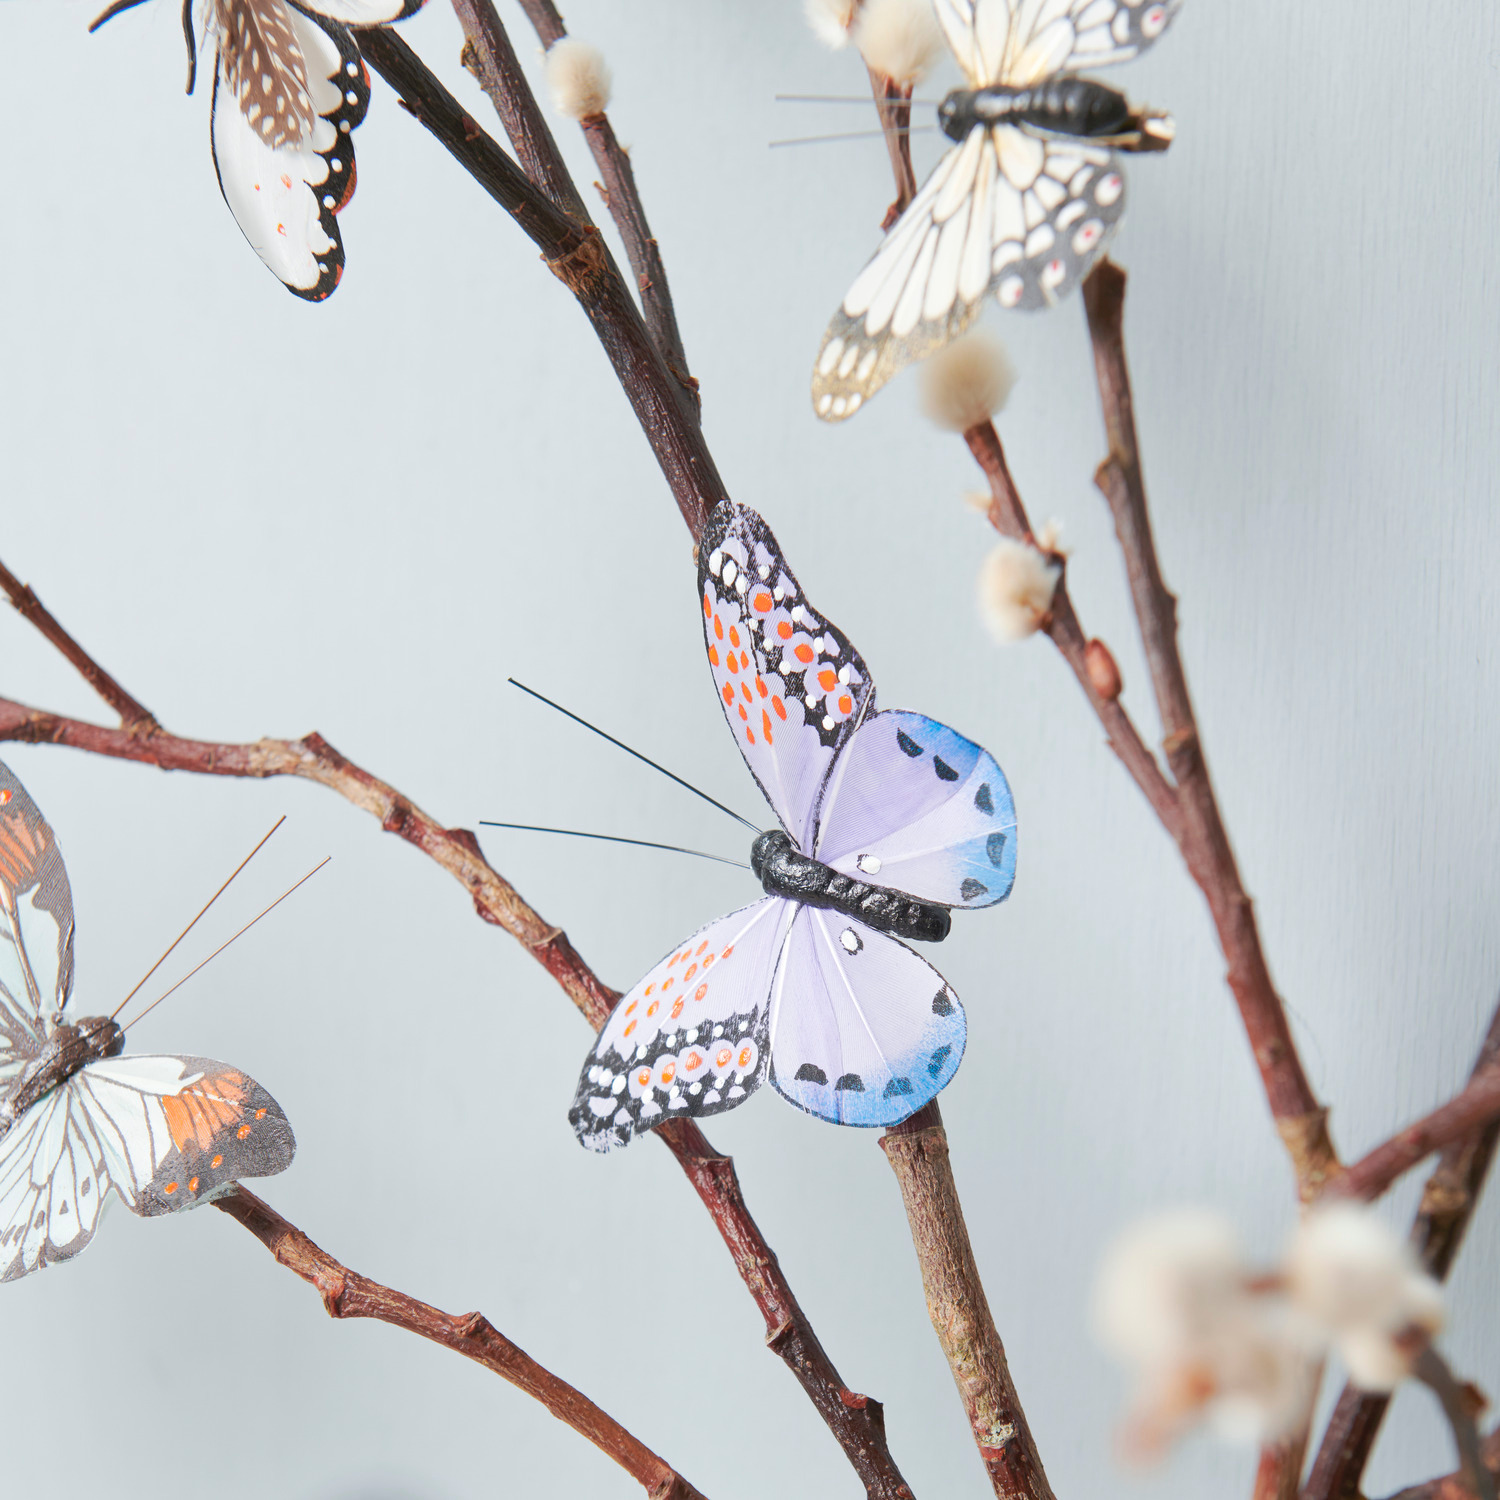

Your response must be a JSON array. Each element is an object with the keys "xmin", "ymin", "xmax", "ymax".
[
  {"xmin": 768, "ymin": 909, "xmax": 966, "ymax": 1127},
  {"xmin": 699, "ymin": 504, "xmax": 875, "ymax": 848},
  {"xmin": 815, "ymin": 710, "xmax": 1017, "ymax": 909},
  {"xmin": 210, "ymin": 3, "xmax": 370, "ymax": 299},
  {"xmin": 569, "ymin": 899, "xmax": 794, "ymax": 1152},
  {"xmin": 0, "ymin": 766, "xmax": 75, "ymax": 1082}
]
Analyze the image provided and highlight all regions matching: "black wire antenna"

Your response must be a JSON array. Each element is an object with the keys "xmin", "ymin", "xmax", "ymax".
[{"xmin": 479, "ymin": 822, "xmax": 750, "ymax": 871}]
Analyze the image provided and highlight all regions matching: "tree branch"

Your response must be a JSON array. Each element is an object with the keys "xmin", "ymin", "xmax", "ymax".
[
  {"xmin": 867, "ymin": 69, "xmax": 917, "ymax": 228},
  {"xmin": 1303, "ymin": 998, "xmax": 1500, "ymax": 1500},
  {"xmin": 1382, "ymin": 1427, "xmax": 1500, "ymax": 1500},
  {"xmin": 1078, "ymin": 260, "xmax": 1333, "ymax": 1192},
  {"xmin": 0, "ymin": 568, "xmax": 914, "ymax": 1500},
  {"xmin": 352, "ymin": 29, "xmax": 723, "ymax": 541},
  {"xmin": 880, "ymin": 1103, "xmax": 1054, "ymax": 1500},
  {"xmin": 215, "ymin": 1187, "xmax": 707, "ymax": 1500},
  {"xmin": 506, "ymin": 0, "xmax": 695, "ymax": 403}
]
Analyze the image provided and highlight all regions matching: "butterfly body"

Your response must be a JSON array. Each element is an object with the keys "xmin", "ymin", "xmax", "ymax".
[
  {"xmin": 751, "ymin": 830, "xmax": 951, "ymax": 943},
  {"xmin": 566, "ymin": 502, "xmax": 1017, "ymax": 1152},
  {"xmin": 812, "ymin": 0, "xmax": 1181, "ymax": 420},
  {"xmin": 0, "ymin": 1018, "xmax": 123, "ymax": 1138},
  {"xmin": 941, "ymin": 78, "xmax": 1132, "ymax": 142}
]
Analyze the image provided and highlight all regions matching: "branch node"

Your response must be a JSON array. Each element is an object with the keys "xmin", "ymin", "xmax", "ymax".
[
  {"xmin": 1277, "ymin": 1106, "xmax": 1339, "ymax": 1201},
  {"xmin": 545, "ymin": 226, "xmax": 609, "ymax": 295}
]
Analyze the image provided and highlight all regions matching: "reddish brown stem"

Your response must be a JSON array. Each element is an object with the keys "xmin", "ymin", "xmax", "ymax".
[
  {"xmin": 1304, "ymin": 999, "xmax": 1500, "ymax": 1500},
  {"xmin": 1079, "ymin": 260, "xmax": 1333, "ymax": 1191},
  {"xmin": 450, "ymin": 0, "xmax": 589, "ymax": 220},
  {"xmin": 1381, "ymin": 1427, "xmax": 1500, "ymax": 1500},
  {"xmin": 216, "ymin": 1187, "xmax": 707, "ymax": 1500},
  {"xmin": 352, "ymin": 29, "xmax": 722, "ymax": 541},
  {"xmin": 0, "ymin": 558, "xmax": 158, "ymax": 731},
  {"xmin": 867, "ymin": 69, "xmax": 917, "ymax": 227},
  {"xmin": 964, "ymin": 420, "xmax": 1181, "ymax": 836},
  {"xmin": 880, "ymin": 1103, "xmax": 1053, "ymax": 1500}
]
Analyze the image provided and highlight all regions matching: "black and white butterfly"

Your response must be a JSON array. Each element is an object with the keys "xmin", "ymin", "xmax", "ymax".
[
  {"xmin": 812, "ymin": 0, "xmax": 1179, "ymax": 421},
  {"xmin": 0, "ymin": 762, "xmax": 295, "ymax": 1281},
  {"xmin": 90, "ymin": 0, "xmax": 424, "ymax": 299},
  {"xmin": 568, "ymin": 502, "xmax": 1017, "ymax": 1151}
]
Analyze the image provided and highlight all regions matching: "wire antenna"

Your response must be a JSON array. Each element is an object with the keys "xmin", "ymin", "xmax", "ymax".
[
  {"xmin": 123, "ymin": 858, "xmax": 332, "ymax": 1035},
  {"xmin": 774, "ymin": 93, "xmax": 938, "ymax": 105},
  {"xmin": 771, "ymin": 127, "xmax": 935, "ymax": 148},
  {"xmin": 480, "ymin": 821, "xmax": 750, "ymax": 870},
  {"xmin": 111, "ymin": 816, "xmax": 286, "ymax": 1021},
  {"xmin": 507, "ymin": 679, "xmax": 761, "ymax": 834}
]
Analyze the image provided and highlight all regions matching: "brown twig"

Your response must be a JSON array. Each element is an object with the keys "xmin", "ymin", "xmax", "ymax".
[
  {"xmin": 1303, "ymin": 998, "xmax": 1500, "ymax": 1500},
  {"xmin": 215, "ymin": 1187, "xmax": 707, "ymax": 1500},
  {"xmin": 449, "ymin": 0, "xmax": 589, "ymax": 220},
  {"xmin": 504, "ymin": 0, "xmax": 695, "ymax": 402},
  {"xmin": 0, "ymin": 558, "xmax": 158, "ymax": 733},
  {"xmin": 1078, "ymin": 260, "xmax": 1334, "ymax": 1192},
  {"xmin": 964, "ymin": 420, "xmax": 1181, "ymax": 835},
  {"xmin": 1382, "ymin": 1427, "xmax": 1500, "ymax": 1500},
  {"xmin": 1412, "ymin": 1348, "xmax": 1497, "ymax": 1500},
  {"xmin": 351, "ymin": 30, "xmax": 723, "ymax": 542},
  {"xmin": 880, "ymin": 1102, "xmax": 1054, "ymax": 1500},
  {"xmin": 867, "ymin": 69, "xmax": 917, "ymax": 228},
  {"xmin": 0, "ymin": 586, "xmax": 914, "ymax": 1500}
]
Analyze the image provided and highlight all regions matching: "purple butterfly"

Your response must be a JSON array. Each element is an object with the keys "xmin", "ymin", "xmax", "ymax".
[{"xmin": 568, "ymin": 502, "xmax": 1017, "ymax": 1151}]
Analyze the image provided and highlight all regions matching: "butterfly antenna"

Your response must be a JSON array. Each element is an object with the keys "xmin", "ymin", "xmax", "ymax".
[
  {"xmin": 110, "ymin": 816, "xmax": 286, "ymax": 1022},
  {"xmin": 507, "ymin": 679, "xmax": 761, "ymax": 834},
  {"xmin": 87, "ymin": 0, "xmax": 152, "ymax": 31},
  {"xmin": 480, "ymin": 821, "xmax": 751, "ymax": 871},
  {"xmin": 770, "ymin": 127, "xmax": 935, "ymax": 148},
  {"xmin": 122, "ymin": 858, "xmax": 331, "ymax": 1035},
  {"xmin": 774, "ymin": 93, "xmax": 938, "ymax": 105}
]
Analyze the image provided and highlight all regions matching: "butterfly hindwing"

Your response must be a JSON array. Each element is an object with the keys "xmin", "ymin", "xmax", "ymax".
[
  {"xmin": 209, "ymin": 0, "xmax": 369, "ymax": 300},
  {"xmin": 815, "ymin": 709, "xmax": 1017, "ymax": 909},
  {"xmin": 813, "ymin": 125, "xmax": 1120, "ymax": 419},
  {"xmin": 699, "ymin": 502, "xmax": 875, "ymax": 847},
  {"xmin": 0, "ymin": 763, "xmax": 75, "ymax": 1079},
  {"xmin": 768, "ymin": 909, "xmax": 966, "ymax": 1127},
  {"xmin": 569, "ymin": 899, "xmax": 793, "ymax": 1152},
  {"xmin": 73, "ymin": 1055, "xmax": 295, "ymax": 1216}
]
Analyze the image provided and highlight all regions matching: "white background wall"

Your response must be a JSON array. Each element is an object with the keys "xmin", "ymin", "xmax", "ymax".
[{"xmin": 1, "ymin": 2, "xmax": 1497, "ymax": 1497}]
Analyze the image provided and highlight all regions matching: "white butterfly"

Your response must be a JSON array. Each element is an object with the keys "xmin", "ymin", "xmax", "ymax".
[
  {"xmin": 0, "ymin": 761, "xmax": 295, "ymax": 1282},
  {"xmin": 90, "ymin": 0, "xmax": 424, "ymax": 299},
  {"xmin": 811, "ymin": 0, "xmax": 1180, "ymax": 421},
  {"xmin": 568, "ymin": 502, "xmax": 1017, "ymax": 1151}
]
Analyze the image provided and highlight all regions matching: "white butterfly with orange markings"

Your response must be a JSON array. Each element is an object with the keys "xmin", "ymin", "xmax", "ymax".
[
  {"xmin": 812, "ymin": 0, "xmax": 1180, "ymax": 420},
  {"xmin": 0, "ymin": 760, "xmax": 295, "ymax": 1282},
  {"xmin": 89, "ymin": 0, "xmax": 424, "ymax": 299}
]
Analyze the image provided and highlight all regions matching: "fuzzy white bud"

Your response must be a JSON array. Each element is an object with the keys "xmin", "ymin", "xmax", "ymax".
[
  {"xmin": 919, "ymin": 331, "xmax": 1017, "ymax": 433},
  {"xmin": 1285, "ymin": 1204, "xmax": 1444, "ymax": 1392},
  {"xmin": 977, "ymin": 539, "xmax": 1059, "ymax": 643},
  {"xmin": 1095, "ymin": 1211, "xmax": 1313, "ymax": 1457},
  {"xmin": 853, "ymin": 0, "xmax": 945, "ymax": 84},
  {"xmin": 545, "ymin": 37, "xmax": 612, "ymax": 120},
  {"xmin": 803, "ymin": 0, "xmax": 857, "ymax": 48}
]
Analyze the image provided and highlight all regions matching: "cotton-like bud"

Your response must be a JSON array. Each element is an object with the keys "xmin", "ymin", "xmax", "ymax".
[
  {"xmin": 804, "ymin": 0, "xmax": 856, "ymax": 48},
  {"xmin": 545, "ymin": 37, "xmax": 612, "ymax": 120},
  {"xmin": 1285, "ymin": 1204, "xmax": 1444, "ymax": 1392},
  {"xmin": 853, "ymin": 0, "xmax": 945, "ymax": 84},
  {"xmin": 1095, "ymin": 1211, "xmax": 1313, "ymax": 1457},
  {"xmin": 920, "ymin": 331, "xmax": 1017, "ymax": 432},
  {"xmin": 977, "ymin": 539, "xmax": 1059, "ymax": 643}
]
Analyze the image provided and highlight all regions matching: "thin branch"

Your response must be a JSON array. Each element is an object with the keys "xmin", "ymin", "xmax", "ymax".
[
  {"xmin": 1383, "ymin": 1427, "xmax": 1500, "ymax": 1500},
  {"xmin": 964, "ymin": 420, "xmax": 1181, "ymax": 834},
  {"xmin": 867, "ymin": 69, "xmax": 917, "ymax": 228},
  {"xmin": 1412, "ymin": 1348, "xmax": 1497, "ymax": 1500},
  {"xmin": 215, "ymin": 1187, "xmax": 707, "ymax": 1500},
  {"xmin": 880, "ymin": 1103, "xmax": 1054, "ymax": 1500},
  {"xmin": 0, "ymin": 584, "xmax": 914, "ymax": 1500},
  {"xmin": 1304, "ymin": 998, "xmax": 1500, "ymax": 1500},
  {"xmin": 351, "ymin": 29, "xmax": 724, "ymax": 541},
  {"xmin": 449, "ymin": 0, "xmax": 589, "ymax": 220},
  {"xmin": 1078, "ymin": 260, "xmax": 1334, "ymax": 1192},
  {"xmin": 505, "ymin": 0, "xmax": 696, "ymax": 403},
  {"xmin": 0, "ymin": 557, "xmax": 158, "ymax": 731},
  {"xmin": 1323, "ymin": 1063, "xmax": 1500, "ymax": 1205}
]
